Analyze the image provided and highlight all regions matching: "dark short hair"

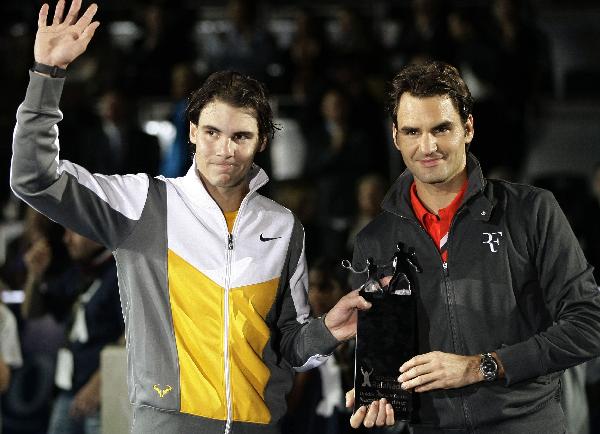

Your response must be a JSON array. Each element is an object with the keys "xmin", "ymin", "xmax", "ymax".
[
  {"xmin": 186, "ymin": 70, "xmax": 276, "ymax": 148},
  {"xmin": 389, "ymin": 61, "xmax": 473, "ymax": 127}
]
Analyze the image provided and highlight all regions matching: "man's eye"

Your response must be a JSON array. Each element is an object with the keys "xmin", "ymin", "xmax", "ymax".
[{"xmin": 233, "ymin": 134, "xmax": 249, "ymax": 142}]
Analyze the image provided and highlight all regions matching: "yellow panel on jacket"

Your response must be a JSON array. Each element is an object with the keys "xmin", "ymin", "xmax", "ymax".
[{"xmin": 167, "ymin": 249, "xmax": 279, "ymax": 423}]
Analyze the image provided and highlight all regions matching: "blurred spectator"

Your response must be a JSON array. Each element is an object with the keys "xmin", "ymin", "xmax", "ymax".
[
  {"xmin": 21, "ymin": 229, "xmax": 123, "ymax": 434},
  {"xmin": 305, "ymin": 88, "xmax": 376, "ymax": 258},
  {"xmin": 592, "ymin": 163, "xmax": 600, "ymax": 206},
  {"xmin": 396, "ymin": 0, "xmax": 452, "ymax": 64},
  {"xmin": 205, "ymin": 0, "xmax": 277, "ymax": 84},
  {"xmin": 0, "ymin": 289, "xmax": 23, "ymax": 433},
  {"xmin": 484, "ymin": 0, "xmax": 551, "ymax": 171},
  {"xmin": 587, "ymin": 163, "xmax": 600, "ymax": 282},
  {"xmin": 126, "ymin": 2, "xmax": 195, "ymax": 97},
  {"xmin": 96, "ymin": 88, "xmax": 161, "ymax": 175},
  {"xmin": 588, "ymin": 357, "xmax": 600, "ymax": 434},
  {"xmin": 346, "ymin": 174, "xmax": 387, "ymax": 254},
  {"xmin": 160, "ymin": 63, "xmax": 199, "ymax": 178},
  {"xmin": 561, "ymin": 364, "xmax": 590, "ymax": 434},
  {"xmin": 329, "ymin": 7, "xmax": 381, "ymax": 71},
  {"xmin": 0, "ymin": 207, "xmax": 68, "ymax": 293},
  {"xmin": 272, "ymin": 180, "xmax": 320, "ymax": 265},
  {"xmin": 283, "ymin": 258, "xmax": 352, "ymax": 434},
  {"xmin": 51, "ymin": 86, "xmax": 161, "ymax": 177},
  {"xmin": 447, "ymin": 7, "xmax": 499, "ymax": 102},
  {"xmin": 284, "ymin": 8, "xmax": 329, "ymax": 109}
]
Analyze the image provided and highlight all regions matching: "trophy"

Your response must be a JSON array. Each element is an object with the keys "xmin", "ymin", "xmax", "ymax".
[{"xmin": 342, "ymin": 243, "xmax": 421, "ymax": 421}]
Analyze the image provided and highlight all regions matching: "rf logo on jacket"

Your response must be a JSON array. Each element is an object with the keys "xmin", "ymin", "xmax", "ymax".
[{"xmin": 482, "ymin": 232, "xmax": 503, "ymax": 252}]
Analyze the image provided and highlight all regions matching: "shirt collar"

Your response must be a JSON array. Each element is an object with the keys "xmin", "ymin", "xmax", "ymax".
[{"xmin": 409, "ymin": 178, "xmax": 468, "ymax": 227}]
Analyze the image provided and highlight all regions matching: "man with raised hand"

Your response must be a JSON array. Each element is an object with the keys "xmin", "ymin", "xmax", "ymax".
[{"xmin": 10, "ymin": 1, "xmax": 369, "ymax": 433}]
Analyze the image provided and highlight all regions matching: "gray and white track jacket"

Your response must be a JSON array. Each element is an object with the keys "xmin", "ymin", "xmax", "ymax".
[{"xmin": 11, "ymin": 72, "xmax": 339, "ymax": 434}]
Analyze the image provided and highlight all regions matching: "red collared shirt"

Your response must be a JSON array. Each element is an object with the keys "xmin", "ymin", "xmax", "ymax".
[{"xmin": 410, "ymin": 180, "xmax": 468, "ymax": 263}]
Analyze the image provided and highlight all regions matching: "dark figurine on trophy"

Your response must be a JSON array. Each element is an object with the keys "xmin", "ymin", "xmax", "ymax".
[{"xmin": 342, "ymin": 242, "xmax": 422, "ymax": 421}]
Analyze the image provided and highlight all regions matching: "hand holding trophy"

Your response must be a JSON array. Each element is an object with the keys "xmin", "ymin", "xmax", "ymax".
[{"xmin": 343, "ymin": 242, "xmax": 422, "ymax": 423}]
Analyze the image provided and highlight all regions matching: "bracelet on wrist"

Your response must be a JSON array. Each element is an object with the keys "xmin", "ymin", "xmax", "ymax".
[{"xmin": 31, "ymin": 61, "xmax": 67, "ymax": 78}]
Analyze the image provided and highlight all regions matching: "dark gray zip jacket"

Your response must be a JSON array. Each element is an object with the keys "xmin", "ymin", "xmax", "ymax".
[{"xmin": 351, "ymin": 154, "xmax": 600, "ymax": 434}]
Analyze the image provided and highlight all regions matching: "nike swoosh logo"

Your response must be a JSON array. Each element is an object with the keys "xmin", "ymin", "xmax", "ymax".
[{"xmin": 260, "ymin": 234, "xmax": 282, "ymax": 242}]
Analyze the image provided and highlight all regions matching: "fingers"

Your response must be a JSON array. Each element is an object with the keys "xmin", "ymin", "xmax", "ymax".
[
  {"xmin": 52, "ymin": 0, "xmax": 66, "ymax": 25},
  {"xmin": 345, "ymin": 388, "xmax": 355, "ymax": 408},
  {"xmin": 349, "ymin": 398, "xmax": 396, "ymax": 429},
  {"xmin": 74, "ymin": 3, "xmax": 98, "ymax": 31},
  {"xmin": 349, "ymin": 405, "xmax": 367, "ymax": 429},
  {"xmin": 344, "ymin": 289, "xmax": 371, "ymax": 310},
  {"xmin": 363, "ymin": 400, "xmax": 379, "ymax": 428},
  {"xmin": 401, "ymin": 371, "xmax": 437, "ymax": 391},
  {"xmin": 375, "ymin": 398, "xmax": 388, "ymax": 426},
  {"xmin": 80, "ymin": 20, "xmax": 100, "ymax": 43},
  {"xmin": 379, "ymin": 275, "xmax": 392, "ymax": 287},
  {"xmin": 38, "ymin": 4, "xmax": 50, "ymax": 28},
  {"xmin": 334, "ymin": 289, "xmax": 371, "ymax": 312},
  {"xmin": 64, "ymin": 0, "xmax": 82, "ymax": 25},
  {"xmin": 399, "ymin": 360, "xmax": 428, "ymax": 382},
  {"xmin": 385, "ymin": 402, "xmax": 395, "ymax": 425},
  {"xmin": 400, "ymin": 352, "xmax": 430, "ymax": 373}
]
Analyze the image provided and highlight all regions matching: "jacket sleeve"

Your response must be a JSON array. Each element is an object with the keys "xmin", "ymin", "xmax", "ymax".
[
  {"xmin": 276, "ymin": 216, "xmax": 339, "ymax": 371},
  {"xmin": 10, "ymin": 72, "xmax": 149, "ymax": 250},
  {"xmin": 496, "ymin": 189, "xmax": 600, "ymax": 385}
]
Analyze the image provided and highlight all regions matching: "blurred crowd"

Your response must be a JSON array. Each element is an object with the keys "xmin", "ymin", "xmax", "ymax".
[{"xmin": 1, "ymin": 0, "xmax": 599, "ymax": 433}]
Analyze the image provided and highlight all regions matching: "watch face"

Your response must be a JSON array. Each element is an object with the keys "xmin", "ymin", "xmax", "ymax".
[{"xmin": 480, "ymin": 354, "xmax": 498, "ymax": 381}]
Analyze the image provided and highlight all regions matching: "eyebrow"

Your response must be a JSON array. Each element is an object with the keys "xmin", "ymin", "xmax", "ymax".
[
  {"xmin": 399, "ymin": 121, "xmax": 454, "ymax": 133},
  {"xmin": 432, "ymin": 121, "xmax": 453, "ymax": 130},
  {"xmin": 201, "ymin": 125, "xmax": 256, "ymax": 136}
]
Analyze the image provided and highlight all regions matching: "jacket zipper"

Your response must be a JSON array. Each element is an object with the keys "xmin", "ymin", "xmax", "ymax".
[
  {"xmin": 223, "ymin": 232, "xmax": 233, "ymax": 434},
  {"xmin": 443, "ymin": 208, "xmax": 474, "ymax": 431},
  {"xmin": 222, "ymin": 193, "xmax": 252, "ymax": 434},
  {"xmin": 392, "ymin": 208, "xmax": 474, "ymax": 431}
]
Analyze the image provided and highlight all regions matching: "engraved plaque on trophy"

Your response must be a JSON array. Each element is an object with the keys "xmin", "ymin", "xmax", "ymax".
[{"xmin": 342, "ymin": 243, "xmax": 421, "ymax": 421}]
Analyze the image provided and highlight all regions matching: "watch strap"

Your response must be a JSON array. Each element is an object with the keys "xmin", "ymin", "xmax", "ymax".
[{"xmin": 32, "ymin": 61, "xmax": 67, "ymax": 78}]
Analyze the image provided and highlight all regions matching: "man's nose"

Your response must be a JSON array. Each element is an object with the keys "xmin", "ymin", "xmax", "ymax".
[
  {"xmin": 216, "ymin": 137, "xmax": 235, "ymax": 156},
  {"xmin": 419, "ymin": 133, "xmax": 437, "ymax": 155}
]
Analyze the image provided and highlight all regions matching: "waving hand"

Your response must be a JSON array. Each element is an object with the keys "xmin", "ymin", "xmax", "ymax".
[{"xmin": 34, "ymin": 0, "xmax": 100, "ymax": 69}]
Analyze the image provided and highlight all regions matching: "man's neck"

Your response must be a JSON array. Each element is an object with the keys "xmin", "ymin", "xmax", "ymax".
[
  {"xmin": 199, "ymin": 174, "xmax": 248, "ymax": 212},
  {"xmin": 208, "ymin": 186, "xmax": 247, "ymax": 213},
  {"xmin": 414, "ymin": 170, "xmax": 468, "ymax": 215}
]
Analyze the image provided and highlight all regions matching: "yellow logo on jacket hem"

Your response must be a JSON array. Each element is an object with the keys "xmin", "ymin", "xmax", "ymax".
[{"xmin": 153, "ymin": 384, "xmax": 173, "ymax": 398}]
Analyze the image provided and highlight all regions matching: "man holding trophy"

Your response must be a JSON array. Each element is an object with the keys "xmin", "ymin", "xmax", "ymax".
[{"xmin": 346, "ymin": 61, "xmax": 600, "ymax": 433}]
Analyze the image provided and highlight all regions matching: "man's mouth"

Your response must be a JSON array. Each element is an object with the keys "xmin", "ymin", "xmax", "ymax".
[{"xmin": 419, "ymin": 158, "xmax": 442, "ymax": 168}]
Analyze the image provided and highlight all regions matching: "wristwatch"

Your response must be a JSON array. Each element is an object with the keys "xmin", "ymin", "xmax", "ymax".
[
  {"xmin": 479, "ymin": 353, "xmax": 498, "ymax": 382},
  {"xmin": 32, "ymin": 61, "xmax": 67, "ymax": 78}
]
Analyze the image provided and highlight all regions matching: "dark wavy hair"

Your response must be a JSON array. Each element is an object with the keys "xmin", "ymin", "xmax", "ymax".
[
  {"xmin": 389, "ymin": 61, "xmax": 473, "ymax": 127},
  {"xmin": 186, "ymin": 71, "xmax": 276, "ymax": 149}
]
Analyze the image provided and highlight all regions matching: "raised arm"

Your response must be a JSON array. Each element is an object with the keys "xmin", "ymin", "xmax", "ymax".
[{"xmin": 11, "ymin": 1, "xmax": 150, "ymax": 250}]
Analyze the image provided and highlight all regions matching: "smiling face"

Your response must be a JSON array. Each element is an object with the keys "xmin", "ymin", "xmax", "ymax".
[
  {"xmin": 393, "ymin": 93, "xmax": 474, "ymax": 189},
  {"xmin": 189, "ymin": 99, "xmax": 265, "ymax": 195}
]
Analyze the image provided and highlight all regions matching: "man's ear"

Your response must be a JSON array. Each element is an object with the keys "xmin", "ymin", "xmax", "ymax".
[
  {"xmin": 258, "ymin": 138, "xmax": 267, "ymax": 153},
  {"xmin": 464, "ymin": 114, "xmax": 474, "ymax": 144},
  {"xmin": 189, "ymin": 122, "xmax": 198, "ymax": 145},
  {"xmin": 392, "ymin": 125, "xmax": 400, "ymax": 151}
]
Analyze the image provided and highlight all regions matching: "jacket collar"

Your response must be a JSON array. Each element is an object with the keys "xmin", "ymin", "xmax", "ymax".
[
  {"xmin": 382, "ymin": 153, "xmax": 494, "ymax": 222},
  {"xmin": 176, "ymin": 161, "xmax": 269, "ymax": 210}
]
